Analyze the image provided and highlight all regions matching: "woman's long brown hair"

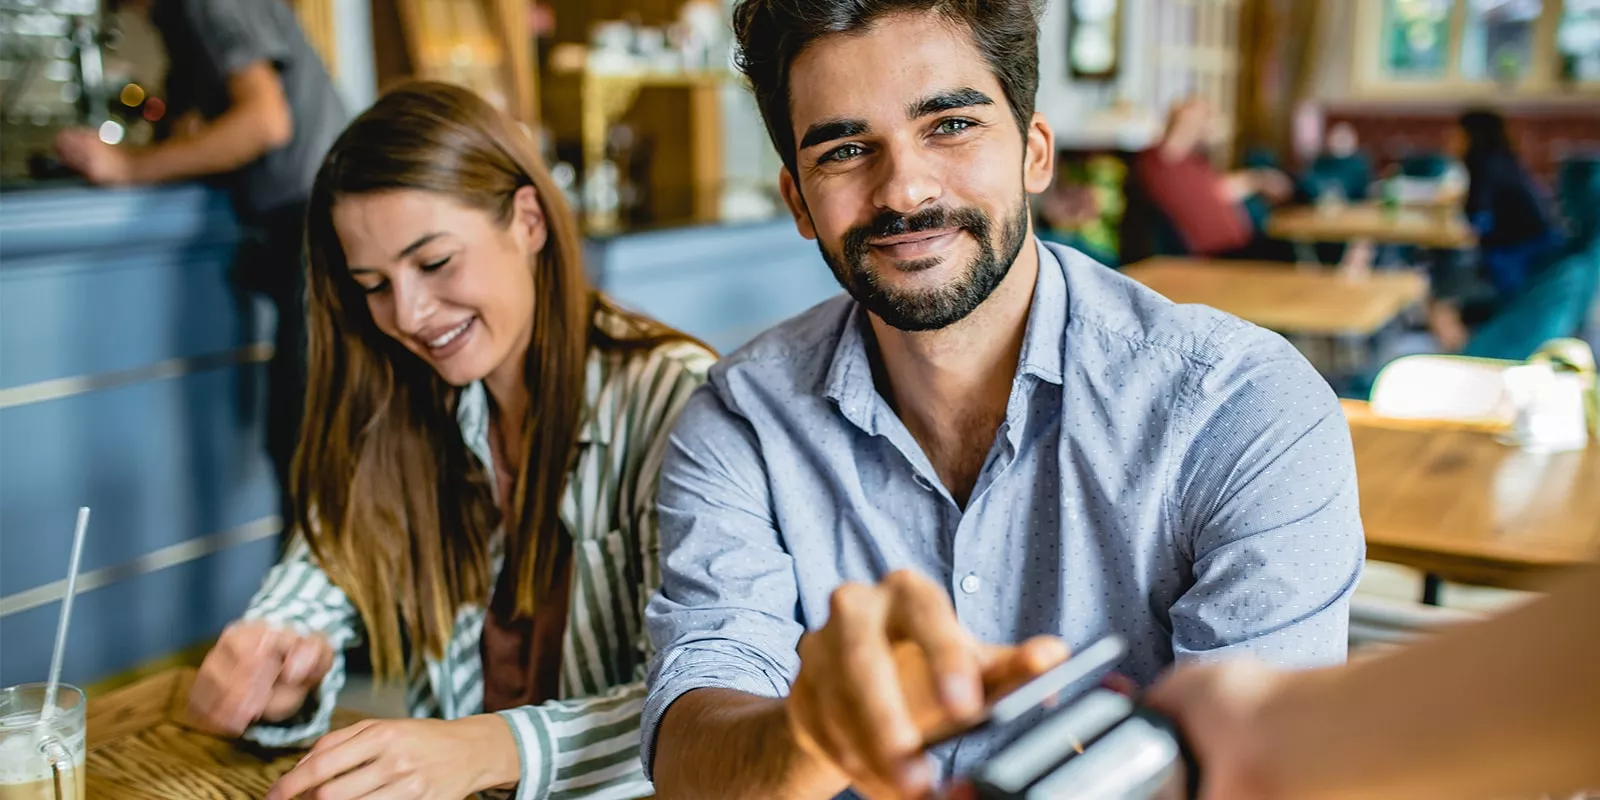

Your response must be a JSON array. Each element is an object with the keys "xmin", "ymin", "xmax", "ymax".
[{"xmin": 296, "ymin": 81, "xmax": 697, "ymax": 678}]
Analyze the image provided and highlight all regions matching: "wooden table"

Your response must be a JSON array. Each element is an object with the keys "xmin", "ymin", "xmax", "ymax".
[
  {"xmin": 87, "ymin": 668, "xmax": 366, "ymax": 799},
  {"xmin": 1266, "ymin": 203, "xmax": 1476, "ymax": 250},
  {"xmin": 1123, "ymin": 257, "xmax": 1429, "ymax": 337},
  {"xmin": 1345, "ymin": 400, "xmax": 1600, "ymax": 598}
]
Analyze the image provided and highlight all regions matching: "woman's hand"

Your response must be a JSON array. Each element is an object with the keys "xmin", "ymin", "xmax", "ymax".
[
  {"xmin": 265, "ymin": 715, "xmax": 520, "ymax": 800},
  {"xmin": 188, "ymin": 621, "xmax": 334, "ymax": 736}
]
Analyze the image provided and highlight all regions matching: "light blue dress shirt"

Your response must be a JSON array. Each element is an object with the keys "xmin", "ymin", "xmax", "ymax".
[{"xmin": 642, "ymin": 241, "xmax": 1365, "ymax": 787}]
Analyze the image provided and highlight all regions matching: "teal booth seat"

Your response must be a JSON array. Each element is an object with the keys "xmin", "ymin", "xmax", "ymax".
[
  {"xmin": 1400, "ymin": 152, "xmax": 1451, "ymax": 179},
  {"xmin": 1306, "ymin": 154, "xmax": 1375, "ymax": 202}
]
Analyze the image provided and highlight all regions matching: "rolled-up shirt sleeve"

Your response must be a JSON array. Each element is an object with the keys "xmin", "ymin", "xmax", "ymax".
[
  {"xmin": 1167, "ymin": 324, "xmax": 1366, "ymax": 668},
  {"xmin": 641, "ymin": 384, "xmax": 805, "ymax": 777}
]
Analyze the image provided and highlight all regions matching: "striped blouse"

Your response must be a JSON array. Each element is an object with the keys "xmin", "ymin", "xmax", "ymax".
[{"xmin": 238, "ymin": 315, "xmax": 713, "ymax": 800}]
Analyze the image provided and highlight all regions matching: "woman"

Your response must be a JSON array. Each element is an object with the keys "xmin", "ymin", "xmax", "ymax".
[
  {"xmin": 1456, "ymin": 109, "xmax": 1563, "ymax": 297},
  {"xmin": 185, "ymin": 82, "xmax": 713, "ymax": 800}
]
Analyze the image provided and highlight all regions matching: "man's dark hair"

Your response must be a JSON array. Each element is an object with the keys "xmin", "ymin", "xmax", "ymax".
[{"xmin": 732, "ymin": 0, "xmax": 1042, "ymax": 176}]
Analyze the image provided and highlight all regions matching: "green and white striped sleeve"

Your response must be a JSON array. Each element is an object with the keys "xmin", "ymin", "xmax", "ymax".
[
  {"xmin": 496, "ymin": 679, "xmax": 653, "ymax": 799},
  {"xmin": 238, "ymin": 534, "xmax": 364, "ymax": 748},
  {"xmin": 496, "ymin": 343, "xmax": 711, "ymax": 799}
]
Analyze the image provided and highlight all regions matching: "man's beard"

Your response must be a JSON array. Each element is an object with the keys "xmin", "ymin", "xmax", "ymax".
[{"xmin": 816, "ymin": 197, "xmax": 1030, "ymax": 332}]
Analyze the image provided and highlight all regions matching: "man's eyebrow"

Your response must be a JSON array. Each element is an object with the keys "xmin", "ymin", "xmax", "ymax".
[
  {"xmin": 907, "ymin": 87, "xmax": 995, "ymax": 119},
  {"xmin": 799, "ymin": 118, "xmax": 871, "ymax": 151}
]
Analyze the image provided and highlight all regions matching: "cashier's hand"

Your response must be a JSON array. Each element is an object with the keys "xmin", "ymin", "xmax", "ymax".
[
  {"xmin": 785, "ymin": 569, "xmax": 1069, "ymax": 799},
  {"xmin": 1146, "ymin": 659, "xmax": 1290, "ymax": 800},
  {"xmin": 265, "ymin": 716, "xmax": 519, "ymax": 800},
  {"xmin": 53, "ymin": 128, "xmax": 134, "ymax": 185},
  {"xmin": 188, "ymin": 621, "xmax": 334, "ymax": 737}
]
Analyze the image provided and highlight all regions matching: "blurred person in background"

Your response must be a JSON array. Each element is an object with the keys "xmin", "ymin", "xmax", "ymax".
[
  {"xmin": 1133, "ymin": 98, "xmax": 1295, "ymax": 259},
  {"xmin": 1150, "ymin": 565, "xmax": 1600, "ymax": 800},
  {"xmin": 53, "ymin": 0, "xmax": 349, "ymax": 521},
  {"xmin": 1426, "ymin": 110, "xmax": 1565, "ymax": 352},
  {"xmin": 1457, "ymin": 110, "xmax": 1564, "ymax": 297},
  {"xmin": 1305, "ymin": 122, "xmax": 1372, "ymax": 204},
  {"xmin": 184, "ymin": 83, "xmax": 712, "ymax": 800}
]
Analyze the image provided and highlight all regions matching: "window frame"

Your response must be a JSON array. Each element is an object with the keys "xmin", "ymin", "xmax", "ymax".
[{"xmin": 1352, "ymin": 0, "xmax": 1600, "ymax": 101}]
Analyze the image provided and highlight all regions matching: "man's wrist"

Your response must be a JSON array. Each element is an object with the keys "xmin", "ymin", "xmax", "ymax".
[{"xmin": 778, "ymin": 695, "xmax": 852, "ymax": 794}]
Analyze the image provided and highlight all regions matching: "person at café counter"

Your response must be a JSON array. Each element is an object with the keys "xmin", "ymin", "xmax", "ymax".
[
  {"xmin": 642, "ymin": 1, "xmax": 1366, "ymax": 797},
  {"xmin": 53, "ymin": 0, "xmax": 349, "ymax": 522},
  {"xmin": 184, "ymin": 83, "xmax": 714, "ymax": 800}
]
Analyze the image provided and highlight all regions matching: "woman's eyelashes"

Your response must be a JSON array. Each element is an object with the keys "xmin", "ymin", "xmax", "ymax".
[{"xmin": 358, "ymin": 254, "xmax": 452, "ymax": 295}]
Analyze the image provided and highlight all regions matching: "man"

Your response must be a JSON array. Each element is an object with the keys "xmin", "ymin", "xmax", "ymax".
[
  {"xmin": 643, "ymin": 1, "xmax": 1365, "ymax": 797},
  {"xmin": 1133, "ymin": 98, "xmax": 1294, "ymax": 258},
  {"xmin": 55, "ymin": 0, "xmax": 347, "ymax": 513}
]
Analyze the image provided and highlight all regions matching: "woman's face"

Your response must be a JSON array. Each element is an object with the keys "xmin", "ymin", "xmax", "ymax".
[
  {"xmin": 1447, "ymin": 126, "xmax": 1469, "ymax": 159},
  {"xmin": 333, "ymin": 186, "xmax": 547, "ymax": 388}
]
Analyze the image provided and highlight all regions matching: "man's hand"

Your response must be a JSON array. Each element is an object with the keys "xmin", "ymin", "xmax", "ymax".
[
  {"xmin": 54, "ymin": 128, "xmax": 133, "ymax": 185},
  {"xmin": 784, "ymin": 570, "xmax": 1068, "ymax": 798}
]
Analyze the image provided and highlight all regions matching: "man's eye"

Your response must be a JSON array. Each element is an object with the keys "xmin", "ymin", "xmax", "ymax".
[
  {"xmin": 821, "ymin": 144, "xmax": 866, "ymax": 163},
  {"xmin": 935, "ymin": 118, "xmax": 976, "ymax": 136}
]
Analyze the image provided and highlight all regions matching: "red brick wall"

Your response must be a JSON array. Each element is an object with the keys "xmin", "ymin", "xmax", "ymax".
[{"xmin": 1323, "ymin": 108, "xmax": 1600, "ymax": 187}]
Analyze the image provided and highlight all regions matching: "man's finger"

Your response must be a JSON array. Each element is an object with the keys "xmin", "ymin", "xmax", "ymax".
[
  {"xmin": 883, "ymin": 571, "xmax": 983, "ymax": 720},
  {"xmin": 828, "ymin": 597, "xmax": 924, "ymax": 793},
  {"xmin": 978, "ymin": 636, "xmax": 1070, "ymax": 697}
]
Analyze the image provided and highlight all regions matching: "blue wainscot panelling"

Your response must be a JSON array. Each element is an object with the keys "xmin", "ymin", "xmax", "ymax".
[
  {"xmin": 0, "ymin": 183, "xmax": 279, "ymax": 686},
  {"xmin": 0, "ymin": 184, "xmax": 245, "ymax": 390},
  {"xmin": 0, "ymin": 536, "xmax": 279, "ymax": 687},
  {"xmin": 590, "ymin": 218, "xmax": 841, "ymax": 354},
  {"xmin": 0, "ymin": 365, "xmax": 278, "ymax": 597}
]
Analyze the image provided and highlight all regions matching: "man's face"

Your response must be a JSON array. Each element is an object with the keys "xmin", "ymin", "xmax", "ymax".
[{"xmin": 778, "ymin": 12, "xmax": 1053, "ymax": 332}]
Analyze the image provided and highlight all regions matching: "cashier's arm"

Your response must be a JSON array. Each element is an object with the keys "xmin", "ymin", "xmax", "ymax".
[{"xmin": 56, "ymin": 61, "xmax": 292, "ymax": 185}]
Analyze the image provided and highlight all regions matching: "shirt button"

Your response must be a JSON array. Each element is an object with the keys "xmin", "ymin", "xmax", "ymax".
[
  {"xmin": 914, "ymin": 474, "xmax": 936, "ymax": 491},
  {"xmin": 960, "ymin": 574, "xmax": 982, "ymax": 594}
]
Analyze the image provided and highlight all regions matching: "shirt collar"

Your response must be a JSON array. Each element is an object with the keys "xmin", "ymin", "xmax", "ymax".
[
  {"xmin": 1017, "ymin": 238, "xmax": 1068, "ymax": 387},
  {"xmin": 822, "ymin": 303, "xmax": 877, "ymax": 433},
  {"xmin": 822, "ymin": 237, "xmax": 1070, "ymax": 430}
]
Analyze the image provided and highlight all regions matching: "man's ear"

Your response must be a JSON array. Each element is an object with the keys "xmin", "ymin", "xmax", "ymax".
[{"xmin": 1023, "ymin": 112, "xmax": 1056, "ymax": 195}]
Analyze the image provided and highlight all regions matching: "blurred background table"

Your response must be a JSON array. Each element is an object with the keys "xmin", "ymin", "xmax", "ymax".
[
  {"xmin": 1267, "ymin": 203, "xmax": 1477, "ymax": 251},
  {"xmin": 1344, "ymin": 400, "xmax": 1600, "ymax": 603},
  {"xmin": 87, "ymin": 667, "xmax": 366, "ymax": 799},
  {"xmin": 1124, "ymin": 257, "xmax": 1429, "ymax": 337}
]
